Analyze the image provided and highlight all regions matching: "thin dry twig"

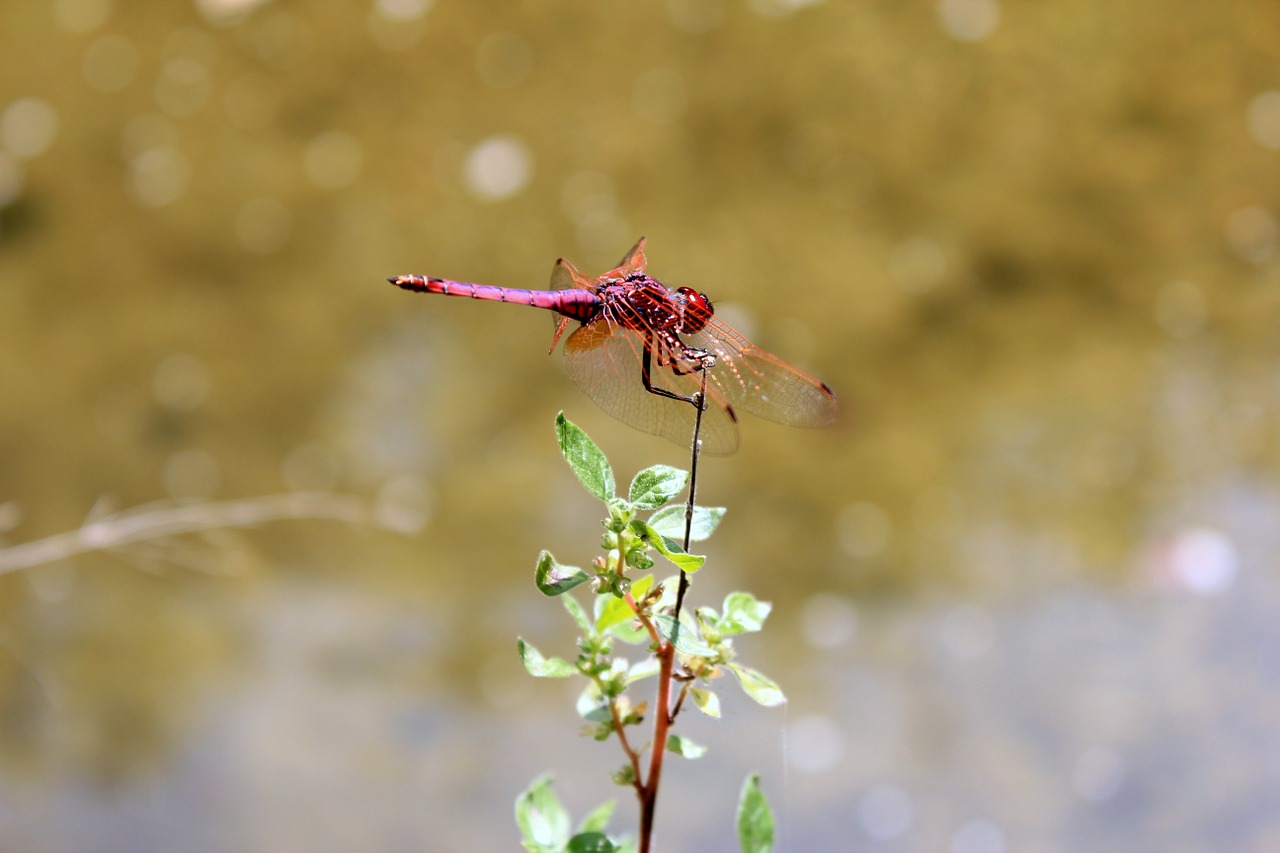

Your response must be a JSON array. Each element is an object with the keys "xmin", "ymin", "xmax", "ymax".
[{"xmin": 0, "ymin": 492, "xmax": 386, "ymax": 576}]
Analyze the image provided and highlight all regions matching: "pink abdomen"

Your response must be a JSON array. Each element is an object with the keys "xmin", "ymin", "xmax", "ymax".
[{"xmin": 389, "ymin": 276, "xmax": 599, "ymax": 322}]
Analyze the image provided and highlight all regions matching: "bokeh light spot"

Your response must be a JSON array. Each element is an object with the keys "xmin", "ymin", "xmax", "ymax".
[
  {"xmin": 463, "ymin": 134, "xmax": 533, "ymax": 201},
  {"xmin": 1224, "ymin": 205, "xmax": 1277, "ymax": 264},
  {"xmin": 155, "ymin": 58, "xmax": 213, "ymax": 118},
  {"xmin": 376, "ymin": 0, "xmax": 432, "ymax": 20},
  {"xmin": 194, "ymin": 0, "xmax": 271, "ymax": 25},
  {"xmin": 1162, "ymin": 526, "xmax": 1238, "ymax": 594},
  {"xmin": 938, "ymin": 0, "xmax": 1000, "ymax": 41},
  {"xmin": 53, "ymin": 0, "xmax": 113, "ymax": 33},
  {"xmin": 1246, "ymin": 90, "xmax": 1280, "ymax": 149},
  {"xmin": 128, "ymin": 146, "xmax": 190, "ymax": 208},
  {"xmin": 1, "ymin": 99, "xmax": 59, "ymax": 160}
]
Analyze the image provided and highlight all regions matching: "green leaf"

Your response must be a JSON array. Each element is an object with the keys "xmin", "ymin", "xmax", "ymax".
[
  {"xmin": 666, "ymin": 734, "xmax": 707, "ymax": 759},
  {"xmin": 630, "ymin": 520, "xmax": 705, "ymax": 573},
  {"xmin": 536, "ymin": 550, "xmax": 591, "ymax": 596},
  {"xmin": 726, "ymin": 663, "xmax": 786, "ymax": 706},
  {"xmin": 595, "ymin": 592, "xmax": 636, "ymax": 634},
  {"xmin": 518, "ymin": 638, "xmax": 576, "ymax": 678},
  {"xmin": 515, "ymin": 774, "xmax": 571, "ymax": 852},
  {"xmin": 562, "ymin": 594, "xmax": 593, "ymax": 635},
  {"xmin": 567, "ymin": 832, "xmax": 619, "ymax": 853},
  {"xmin": 736, "ymin": 774, "xmax": 775, "ymax": 853},
  {"xmin": 628, "ymin": 573, "xmax": 655, "ymax": 601},
  {"xmin": 718, "ymin": 592, "xmax": 772, "ymax": 635},
  {"xmin": 627, "ymin": 465, "xmax": 689, "ymax": 510},
  {"xmin": 556, "ymin": 412, "xmax": 615, "ymax": 502},
  {"xmin": 690, "ymin": 687, "xmax": 721, "ymax": 718},
  {"xmin": 648, "ymin": 504, "xmax": 725, "ymax": 542},
  {"xmin": 652, "ymin": 614, "xmax": 716, "ymax": 656},
  {"xmin": 576, "ymin": 799, "xmax": 616, "ymax": 835},
  {"xmin": 594, "ymin": 575, "xmax": 652, "ymax": 644}
]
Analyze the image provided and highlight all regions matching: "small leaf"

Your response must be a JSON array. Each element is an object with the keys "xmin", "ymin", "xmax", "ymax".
[
  {"xmin": 518, "ymin": 638, "xmax": 576, "ymax": 678},
  {"xmin": 726, "ymin": 663, "xmax": 786, "ymax": 707},
  {"xmin": 736, "ymin": 774, "xmax": 775, "ymax": 853},
  {"xmin": 653, "ymin": 614, "xmax": 716, "ymax": 656},
  {"xmin": 666, "ymin": 734, "xmax": 707, "ymax": 759},
  {"xmin": 628, "ymin": 465, "xmax": 689, "ymax": 510},
  {"xmin": 718, "ymin": 592, "xmax": 772, "ymax": 635},
  {"xmin": 690, "ymin": 687, "xmax": 721, "ymax": 718},
  {"xmin": 536, "ymin": 550, "xmax": 591, "ymax": 596},
  {"xmin": 648, "ymin": 505, "xmax": 725, "ymax": 542},
  {"xmin": 556, "ymin": 412, "xmax": 615, "ymax": 502},
  {"xmin": 631, "ymin": 520, "xmax": 705, "ymax": 573},
  {"xmin": 576, "ymin": 799, "xmax": 616, "ymax": 835},
  {"xmin": 562, "ymin": 594, "xmax": 592, "ymax": 635},
  {"xmin": 567, "ymin": 832, "xmax": 619, "ymax": 853},
  {"xmin": 515, "ymin": 774, "xmax": 571, "ymax": 851}
]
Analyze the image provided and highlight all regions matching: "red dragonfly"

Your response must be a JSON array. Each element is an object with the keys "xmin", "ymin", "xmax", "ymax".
[{"xmin": 389, "ymin": 238, "xmax": 837, "ymax": 455}]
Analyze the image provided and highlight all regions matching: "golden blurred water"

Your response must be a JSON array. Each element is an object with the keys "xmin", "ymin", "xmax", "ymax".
[{"xmin": 1, "ymin": 0, "xmax": 1279, "ymax": 849}]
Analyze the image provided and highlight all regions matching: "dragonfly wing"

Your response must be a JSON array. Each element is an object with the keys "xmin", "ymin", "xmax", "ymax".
[
  {"xmin": 550, "ymin": 257, "xmax": 592, "ymax": 290},
  {"xmin": 616, "ymin": 237, "xmax": 647, "ymax": 273},
  {"xmin": 685, "ymin": 317, "xmax": 838, "ymax": 429},
  {"xmin": 563, "ymin": 319, "xmax": 740, "ymax": 455}
]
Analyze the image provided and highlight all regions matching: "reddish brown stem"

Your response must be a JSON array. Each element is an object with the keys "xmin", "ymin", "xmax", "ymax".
[{"xmin": 638, "ymin": 640, "xmax": 676, "ymax": 853}]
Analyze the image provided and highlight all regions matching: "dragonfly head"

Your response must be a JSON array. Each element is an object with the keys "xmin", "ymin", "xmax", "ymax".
[{"xmin": 676, "ymin": 286, "xmax": 713, "ymax": 333}]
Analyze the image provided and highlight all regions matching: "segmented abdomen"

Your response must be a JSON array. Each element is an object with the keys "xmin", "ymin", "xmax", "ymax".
[{"xmin": 389, "ymin": 276, "xmax": 599, "ymax": 322}]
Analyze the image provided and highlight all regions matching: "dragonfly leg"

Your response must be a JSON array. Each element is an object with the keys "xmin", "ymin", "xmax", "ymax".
[
  {"xmin": 642, "ymin": 340, "xmax": 703, "ymax": 405},
  {"xmin": 662, "ymin": 345, "xmax": 716, "ymax": 377}
]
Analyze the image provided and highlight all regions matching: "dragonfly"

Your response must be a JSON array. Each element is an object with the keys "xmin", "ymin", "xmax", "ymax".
[{"xmin": 389, "ymin": 238, "xmax": 837, "ymax": 455}]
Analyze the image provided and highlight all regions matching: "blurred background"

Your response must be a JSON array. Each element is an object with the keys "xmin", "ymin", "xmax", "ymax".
[{"xmin": 1, "ymin": 0, "xmax": 1279, "ymax": 850}]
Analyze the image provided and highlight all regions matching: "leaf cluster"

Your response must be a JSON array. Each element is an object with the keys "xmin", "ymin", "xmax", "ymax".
[{"xmin": 515, "ymin": 414, "xmax": 783, "ymax": 851}]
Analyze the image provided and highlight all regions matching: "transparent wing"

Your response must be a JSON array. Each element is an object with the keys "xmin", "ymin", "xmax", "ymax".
[
  {"xmin": 684, "ymin": 316, "xmax": 838, "ymax": 429},
  {"xmin": 562, "ymin": 317, "xmax": 740, "ymax": 455}
]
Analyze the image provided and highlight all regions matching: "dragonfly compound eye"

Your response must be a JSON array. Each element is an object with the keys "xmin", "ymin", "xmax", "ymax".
[{"xmin": 676, "ymin": 287, "xmax": 713, "ymax": 332}]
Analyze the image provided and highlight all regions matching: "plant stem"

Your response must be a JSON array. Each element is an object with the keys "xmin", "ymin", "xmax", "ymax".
[
  {"xmin": 638, "ymin": 639, "xmax": 676, "ymax": 853},
  {"xmin": 638, "ymin": 374, "xmax": 710, "ymax": 853}
]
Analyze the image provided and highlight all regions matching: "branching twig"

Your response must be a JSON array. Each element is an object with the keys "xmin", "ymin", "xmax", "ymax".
[{"xmin": 0, "ymin": 492, "xmax": 394, "ymax": 576}]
